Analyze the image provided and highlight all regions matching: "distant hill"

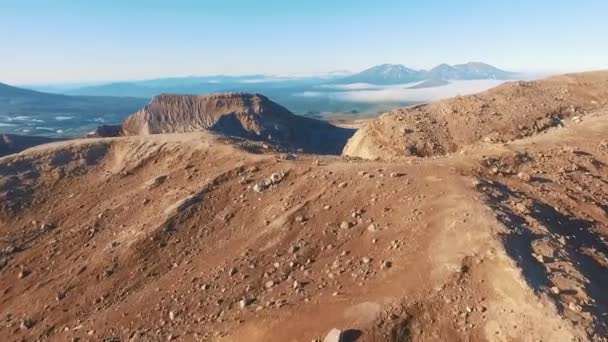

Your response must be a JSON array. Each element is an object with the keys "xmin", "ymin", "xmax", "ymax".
[
  {"xmin": 338, "ymin": 64, "xmax": 426, "ymax": 85},
  {"xmin": 0, "ymin": 82, "xmax": 146, "ymax": 115},
  {"xmin": 0, "ymin": 82, "xmax": 148, "ymax": 136},
  {"xmin": 66, "ymin": 82, "xmax": 158, "ymax": 98}
]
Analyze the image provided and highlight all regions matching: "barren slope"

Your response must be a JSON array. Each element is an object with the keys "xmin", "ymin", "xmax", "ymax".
[
  {"xmin": 1, "ymin": 107, "xmax": 607, "ymax": 341},
  {"xmin": 120, "ymin": 93, "xmax": 355, "ymax": 155},
  {"xmin": 343, "ymin": 71, "xmax": 608, "ymax": 159}
]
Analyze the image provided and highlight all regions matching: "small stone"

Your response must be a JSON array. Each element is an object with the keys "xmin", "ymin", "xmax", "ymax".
[
  {"xmin": 18, "ymin": 269, "xmax": 30, "ymax": 279},
  {"xmin": 533, "ymin": 254, "xmax": 546, "ymax": 263},
  {"xmin": 228, "ymin": 267, "xmax": 238, "ymax": 276},
  {"xmin": 551, "ymin": 286, "xmax": 560, "ymax": 295},
  {"xmin": 169, "ymin": 311, "xmax": 176, "ymax": 320},
  {"xmin": 517, "ymin": 172, "xmax": 532, "ymax": 182},
  {"xmin": 339, "ymin": 221, "xmax": 352, "ymax": 230},
  {"xmin": 390, "ymin": 172, "xmax": 404, "ymax": 178},
  {"xmin": 337, "ymin": 182, "xmax": 348, "ymax": 188},
  {"xmin": 323, "ymin": 328, "xmax": 342, "ymax": 342},
  {"xmin": 568, "ymin": 302, "xmax": 582, "ymax": 312},
  {"xmin": 20, "ymin": 319, "xmax": 34, "ymax": 330},
  {"xmin": 239, "ymin": 298, "xmax": 252, "ymax": 309},
  {"xmin": 56, "ymin": 291, "xmax": 66, "ymax": 301},
  {"xmin": 362, "ymin": 257, "xmax": 371, "ymax": 264},
  {"xmin": 382, "ymin": 260, "xmax": 392, "ymax": 269},
  {"xmin": 367, "ymin": 224, "xmax": 377, "ymax": 232},
  {"xmin": 265, "ymin": 280, "xmax": 275, "ymax": 289},
  {"xmin": 515, "ymin": 202, "xmax": 529, "ymax": 214}
]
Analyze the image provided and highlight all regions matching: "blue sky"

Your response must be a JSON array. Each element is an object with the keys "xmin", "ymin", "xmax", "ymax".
[{"xmin": 2, "ymin": 0, "xmax": 607, "ymax": 84}]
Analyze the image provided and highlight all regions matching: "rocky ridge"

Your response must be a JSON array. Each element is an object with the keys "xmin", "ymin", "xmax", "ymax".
[{"xmin": 343, "ymin": 71, "xmax": 608, "ymax": 159}]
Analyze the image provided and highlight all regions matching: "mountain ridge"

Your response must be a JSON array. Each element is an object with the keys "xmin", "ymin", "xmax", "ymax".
[
  {"xmin": 29, "ymin": 62, "xmax": 517, "ymax": 99},
  {"xmin": 340, "ymin": 62, "xmax": 515, "ymax": 85}
]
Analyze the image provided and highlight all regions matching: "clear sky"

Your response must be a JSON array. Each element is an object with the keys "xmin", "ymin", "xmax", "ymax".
[{"xmin": 2, "ymin": 0, "xmax": 607, "ymax": 84}]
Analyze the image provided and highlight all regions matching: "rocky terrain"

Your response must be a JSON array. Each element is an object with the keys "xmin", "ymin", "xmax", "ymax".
[
  {"xmin": 119, "ymin": 93, "xmax": 355, "ymax": 155},
  {"xmin": 344, "ymin": 71, "xmax": 608, "ymax": 159},
  {"xmin": 0, "ymin": 72, "xmax": 607, "ymax": 342}
]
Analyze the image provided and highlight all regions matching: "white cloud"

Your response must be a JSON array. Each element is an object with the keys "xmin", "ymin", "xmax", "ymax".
[{"xmin": 299, "ymin": 80, "xmax": 507, "ymax": 103}]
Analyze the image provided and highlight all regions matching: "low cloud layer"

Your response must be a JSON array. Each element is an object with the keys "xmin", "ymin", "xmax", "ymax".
[{"xmin": 298, "ymin": 80, "xmax": 507, "ymax": 103}]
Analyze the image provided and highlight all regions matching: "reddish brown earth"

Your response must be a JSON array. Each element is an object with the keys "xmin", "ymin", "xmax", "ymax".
[{"xmin": 0, "ymin": 72, "xmax": 607, "ymax": 342}]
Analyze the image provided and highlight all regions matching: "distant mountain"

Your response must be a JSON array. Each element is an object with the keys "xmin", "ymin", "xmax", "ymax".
[
  {"xmin": 66, "ymin": 82, "xmax": 157, "ymax": 98},
  {"xmin": 0, "ymin": 82, "xmax": 147, "ymax": 136},
  {"xmin": 339, "ymin": 64, "xmax": 426, "ymax": 85},
  {"xmin": 0, "ymin": 82, "xmax": 146, "ymax": 115},
  {"xmin": 336, "ymin": 62, "xmax": 515, "ymax": 85},
  {"xmin": 0, "ymin": 134, "xmax": 64, "ymax": 157},
  {"xmin": 426, "ymin": 62, "xmax": 515, "ymax": 81}
]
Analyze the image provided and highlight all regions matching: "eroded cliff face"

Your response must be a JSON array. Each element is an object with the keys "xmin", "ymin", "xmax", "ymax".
[
  {"xmin": 120, "ymin": 93, "xmax": 355, "ymax": 154},
  {"xmin": 343, "ymin": 71, "xmax": 608, "ymax": 160}
]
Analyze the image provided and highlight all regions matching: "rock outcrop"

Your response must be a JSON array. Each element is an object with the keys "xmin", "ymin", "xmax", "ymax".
[{"xmin": 120, "ymin": 93, "xmax": 355, "ymax": 154}]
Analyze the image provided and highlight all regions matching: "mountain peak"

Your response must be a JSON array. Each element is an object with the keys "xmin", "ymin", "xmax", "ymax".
[
  {"xmin": 427, "ymin": 62, "xmax": 513, "ymax": 81},
  {"xmin": 340, "ymin": 64, "xmax": 424, "ymax": 84}
]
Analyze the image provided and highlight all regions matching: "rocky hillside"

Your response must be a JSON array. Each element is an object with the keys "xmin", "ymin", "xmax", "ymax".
[
  {"xmin": 120, "ymin": 93, "xmax": 354, "ymax": 155},
  {"xmin": 343, "ymin": 71, "xmax": 608, "ymax": 160},
  {"xmin": 1, "ymin": 106, "xmax": 608, "ymax": 341}
]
